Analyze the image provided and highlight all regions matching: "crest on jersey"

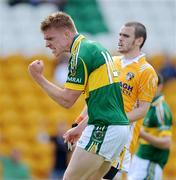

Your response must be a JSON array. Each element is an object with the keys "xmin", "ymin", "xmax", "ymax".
[
  {"xmin": 126, "ymin": 72, "xmax": 134, "ymax": 81},
  {"xmin": 93, "ymin": 130, "xmax": 104, "ymax": 143}
]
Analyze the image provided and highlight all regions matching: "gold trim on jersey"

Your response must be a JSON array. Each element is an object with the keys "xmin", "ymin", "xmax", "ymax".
[
  {"xmin": 139, "ymin": 128, "xmax": 172, "ymax": 145},
  {"xmin": 88, "ymin": 64, "xmax": 109, "ymax": 91},
  {"xmin": 81, "ymin": 58, "xmax": 88, "ymax": 86},
  {"xmin": 64, "ymin": 59, "xmax": 88, "ymax": 91},
  {"xmin": 64, "ymin": 82, "xmax": 85, "ymax": 91},
  {"xmin": 159, "ymin": 130, "xmax": 172, "ymax": 137},
  {"xmin": 71, "ymin": 35, "xmax": 85, "ymax": 55},
  {"xmin": 87, "ymin": 63, "xmax": 119, "ymax": 93},
  {"xmin": 70, "ymin": 35, "xmax": 85, "ymax": 76}
]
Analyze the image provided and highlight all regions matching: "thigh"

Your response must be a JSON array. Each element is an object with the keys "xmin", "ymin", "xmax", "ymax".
[
  {"xmin": 88, "ymin": 161, "xmax": 111, "ymax": 180},
  {"xmin": 63, "ymin": 146, "xmax": 105, "ymax": 180}
]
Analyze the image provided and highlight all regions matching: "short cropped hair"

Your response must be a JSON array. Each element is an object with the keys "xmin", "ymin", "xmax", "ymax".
[
  {"xmin": 41, "ymin": 11, "xmax": 77, "ymax": 32},
  {"xmin": 124, "ymin": 22, "xmax": 147, "ymax": 49}
]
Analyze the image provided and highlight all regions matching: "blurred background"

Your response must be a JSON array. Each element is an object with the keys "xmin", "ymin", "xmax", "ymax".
[{"xmin": 0, "ymin": 0, "xmax": 175, "ymax": 179}]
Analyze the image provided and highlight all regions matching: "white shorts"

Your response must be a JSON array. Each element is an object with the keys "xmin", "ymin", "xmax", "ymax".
[
  {"xmin": 127, "ymin": 155, "xmax": 163, "ymax": 180},
  {"xmin": 77, "ymin": 124, "xmax": 130, "ymax": 162},
  {"xmin": 116, "ymin": 146, "xmax": 131, "ymax": 173},
  {"xmin": 112, "ymin": 122, "xmax": 140, "ymax": 173}
]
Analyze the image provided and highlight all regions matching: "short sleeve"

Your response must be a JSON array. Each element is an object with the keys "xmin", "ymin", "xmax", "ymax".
[
  {"xmin": 138, "ymin": 67, "xmax": 158, "ymax": 102},
  {"xmin": 64, "ymin": 57, "xmax": 88, "ymax": 91},
  {"xmin": 159, "ymin": 129, "xmax": 172, "ymax": 137},
  {"xmin": 156, "ymin": 102, "xmax": 172, "ymax": 137},
  {"xmin": 158, "ymin": 124, "xmax": 172, "ymax": 137}
]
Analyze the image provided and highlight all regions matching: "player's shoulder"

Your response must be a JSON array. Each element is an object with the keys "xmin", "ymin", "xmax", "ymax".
[
  {"xmin": 78, "ymin": 40, "xmax": 98, "ymax": 61},
  {"xmin": 138, "ymin": 57, "xmax": 156, "ymax": 75},
  {"xmin": 151, "ymin": 95, "xmax": 164, "ymax": 107},
  {"xmin": 112, "ymin": 55, "xmax": 123, "ymax": 63},
  {"xmin": 81, "ymin": 39, "xmax": 105, "ymax": 51},
  {"xmin": 80, "ymin": 39, "xmax": 109, "ymax": 60}
]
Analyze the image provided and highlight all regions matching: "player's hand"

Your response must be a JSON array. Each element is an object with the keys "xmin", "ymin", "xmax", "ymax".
[
  {"xmin": 63, "ymin": 127, "xmax": 81, "ymax": 144},
  {"xmin": 28, "ymin": 60, "xmax": 44, "ymax": 79}
]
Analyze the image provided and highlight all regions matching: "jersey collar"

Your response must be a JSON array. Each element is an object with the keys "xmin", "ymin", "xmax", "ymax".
[
  {"xmin": 121, "ymin": 53, "xmax": 146, "ymax": 67},
  {"xmin": 70, "ymin": 34, "xmax": 85, "ymax": 54}
]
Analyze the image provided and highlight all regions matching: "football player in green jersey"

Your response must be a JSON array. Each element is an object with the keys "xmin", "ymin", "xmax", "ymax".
[
  {"xmin": 28, "ymin": 11, "xmax": 130, "ymax": 180},
  {"xmin": 128, "ymin": 74, "xmax": 172, "ymax": 180}
]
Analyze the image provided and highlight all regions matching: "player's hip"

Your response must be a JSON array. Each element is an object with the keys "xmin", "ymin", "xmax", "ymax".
[{"xmin": 77, "ymin": 124, "xmax": 130, "ymax": 162}]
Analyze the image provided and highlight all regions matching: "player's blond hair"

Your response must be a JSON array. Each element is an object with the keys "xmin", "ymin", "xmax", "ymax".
[{"xmin": 41, "ymin": 11, "xmax": 77, "ymax": 33}]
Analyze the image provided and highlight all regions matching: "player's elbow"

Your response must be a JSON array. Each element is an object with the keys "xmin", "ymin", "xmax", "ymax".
[
  {"xmin": 160, "ymin": 139, "xmax": 171, "ymax": 150},
  {"xmin": 62, "ymin": 99, "xmax": 74, "ymax": 108},
  {"xmin": 62, "ymin": 96, "xmax": 78, "ymax": 108},
  {"xmin": 163, "ymin": 140, "xmax": 171, "ymax": 149},
  {"xmin": 64, "ymin": 102, "xmax": 73, "ymax": 109},
  {"xmin": 62, "ymin": 89, "xmax": 82, "ymax": 108}
]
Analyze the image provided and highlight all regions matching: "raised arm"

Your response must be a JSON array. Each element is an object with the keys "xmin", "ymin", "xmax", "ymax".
[{"xmin": 28, "ymin": 60, "xmax": 82, "ymax": 108}]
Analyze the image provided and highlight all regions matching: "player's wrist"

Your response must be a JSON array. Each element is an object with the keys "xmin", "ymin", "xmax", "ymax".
[
  {"xmin": 72, "ymin": 115, "xmax": 85, "ymax": 128},
  {"xmin": 72, "ymin": 123, "xmax": 78, "ymax": 128},
  {"xmin": 75, "ymin": 115, "xmax": 85, "ymax": 124}
]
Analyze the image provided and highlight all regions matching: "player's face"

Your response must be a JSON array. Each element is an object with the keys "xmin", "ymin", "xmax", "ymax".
[
  {"xmin": 43, "ymin": 27, "xmax": 69, "ymax": 58},
  {"xmin": 117, "ymin": 26, "xmax": 137, "ymax": 54}
]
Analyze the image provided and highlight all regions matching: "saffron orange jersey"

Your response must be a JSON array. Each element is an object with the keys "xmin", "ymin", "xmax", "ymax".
[{"xmin": 113, "ymin": 53, "xmax": 158, "ymax": 154}]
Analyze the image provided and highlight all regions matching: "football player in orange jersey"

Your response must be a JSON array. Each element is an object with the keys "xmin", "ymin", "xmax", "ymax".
[{"xmin": 64, "ymin": 22, "xmax": 158, "ymax": 180}]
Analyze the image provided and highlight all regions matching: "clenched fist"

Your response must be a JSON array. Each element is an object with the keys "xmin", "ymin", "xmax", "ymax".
[{"xmin": 28, "ymin": 60, "xmax": 44, "ymax": 79}]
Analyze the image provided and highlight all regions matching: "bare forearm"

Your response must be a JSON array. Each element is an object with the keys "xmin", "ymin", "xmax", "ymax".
[
  {"xmin": 81, "ymin": 106, "xmax": 88, "ymax": 117},
  {"xmin": 140, "ymin": 131, "xmax": 171, "ymax": 149},
  {"xmin": 32, "ymin": 75, "xmax": 74, "ymax": 108},
  {"xmin": 28, "ymin": 60, "xmax": 81, "ymax": 108},
  {"xmin": 75, "ymin": 106, "xmax": 88, "ymax": 124},
  {"xmin": 127, "ymin": 101, "xmax": 150, "ymax": 123},
  {"xmin": 77, "ymin": 117, "xmax": 88, "ymax": 132},
  {"xmin": 127, "ymin": 107, "xmax": 147, "ymax": 123}
]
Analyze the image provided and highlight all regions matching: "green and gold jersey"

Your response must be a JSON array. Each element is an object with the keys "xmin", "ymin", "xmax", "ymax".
[
  {"xmin": 65, "ymin": 34, "xmax": 129, "ymax": 126},
  {"xmin": 136, "ymin": 94, "xmax": 172, "ymax": 168}
]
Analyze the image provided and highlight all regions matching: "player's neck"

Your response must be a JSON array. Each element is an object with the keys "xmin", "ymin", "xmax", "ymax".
[{"xmin": 123, "ymin": 50, "xmax": 141, "ymax": 60}]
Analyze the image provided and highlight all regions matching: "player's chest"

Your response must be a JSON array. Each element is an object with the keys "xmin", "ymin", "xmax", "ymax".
[{"xmin": 117, "ymin": 66, "xmax": 139, "ymax": 95}]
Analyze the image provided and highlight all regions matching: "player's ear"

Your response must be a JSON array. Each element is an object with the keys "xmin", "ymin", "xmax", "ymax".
[
  {"xmin": 136, "ymin": 37, "xmax": 144, "ymax": 47},
  {"xmin": 65, "ymin": 30, "xmax": 70, "ymax": 39}
]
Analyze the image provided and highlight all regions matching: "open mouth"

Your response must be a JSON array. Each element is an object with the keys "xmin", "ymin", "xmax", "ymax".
[{"xmin": 118, "ymin": 44, "xmax": 123, "ymax": 48}]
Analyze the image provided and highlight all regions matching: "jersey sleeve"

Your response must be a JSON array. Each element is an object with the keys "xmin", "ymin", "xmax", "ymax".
[
  {"xmin": 64, "ymin": 57, "xmax": 88, "ymax": 91},
  {"xmin": 158, "ymin": 122, "xmax": 172, "ymax": 137},
  {"xmin": 138, "ymin": 67, "xmax": 158, "ymax": 102},
  {"xmin": 156, "ymin": 103, "xmax": 173, "ymax": 137}
]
